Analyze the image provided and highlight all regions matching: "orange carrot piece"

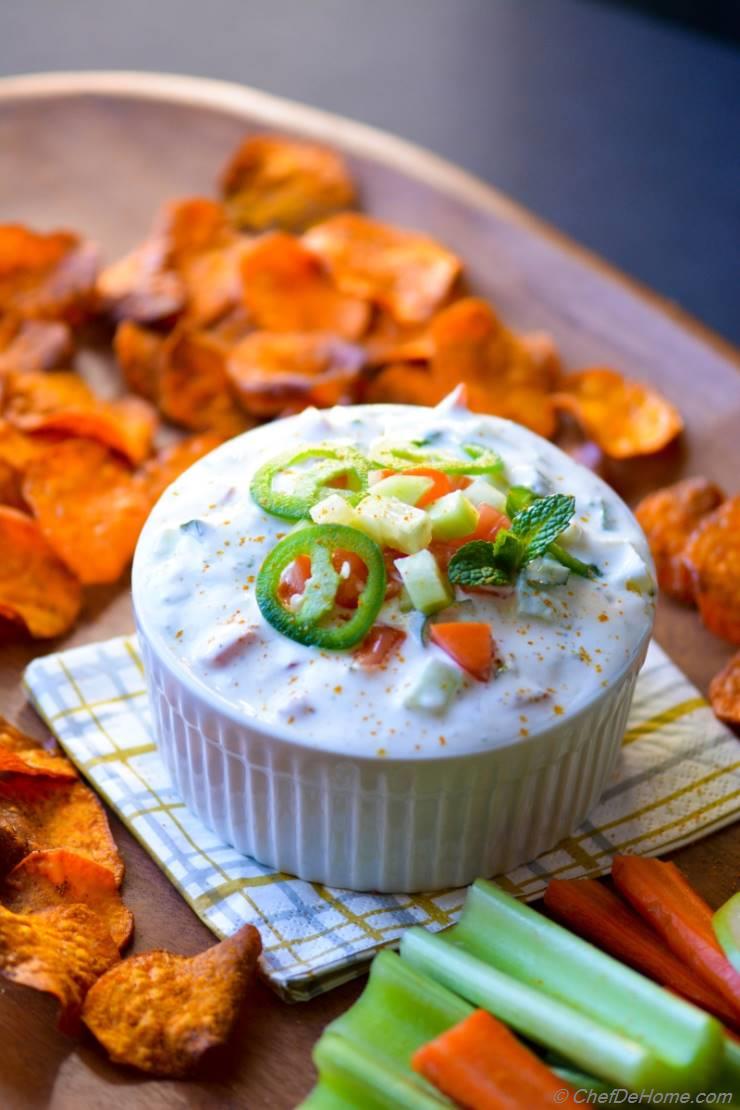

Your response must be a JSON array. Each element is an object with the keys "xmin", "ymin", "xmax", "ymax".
[
  {"xmin": 429, "ymin": 622, "xmax": 493, "ymax": 682},
  {"xmin": 412, "ymin": 1008, "xmax": 576, "ymax": 1109},
  {"xmin": 612, "ymin": 856, "xmax": 740, "ymax": 1021},
  {"xmin": 401, "ymin": 467, "xmax": 454, "ymax": 508},
  {"xmin": 545, "ymin": 878, "xmax": 740, "ymax": 1032}
]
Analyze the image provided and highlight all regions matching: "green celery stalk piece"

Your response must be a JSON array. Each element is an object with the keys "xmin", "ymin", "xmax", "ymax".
[
  {"xmin": 713, "ymin": 892, "xmax": 740, "ymax": 973},
  {"xmin": 301, "ymin": 950, "xmax": 471, "ymax": 1109},
  {"xmin": 405, "ymin": 880, "xmax": 723, "ymax": 1093},
  {"xmin": 551, "ymin": 1067, "xmax": 613, "ymax": 1095},
  {"xmin": 401, "ymin": 928, "xmax": 653, "ymax": 1090},
  {"xmin": 717, "ymin": 1033, "xmax": 740, "ymax": 1101}
]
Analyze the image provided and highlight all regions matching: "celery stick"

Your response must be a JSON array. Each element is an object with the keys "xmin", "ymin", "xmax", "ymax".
[
  {"xmin": 713, "ymin": 892, "xmax": 740, "ymax": 973},
  {"xmin": 434, "ymin": 880, "xmax": 723, "ymax": 1092},
  {"xmin": 303, "ymin": 951, "xmax": 471, "ymax": 1108},
  {"xmin": 401, "ymin": 928, "xmax": 652, "ymax": 1089},
  {"xmin": 551, "ymin": 1067, "xmax": 613, "ymax": 1095}
]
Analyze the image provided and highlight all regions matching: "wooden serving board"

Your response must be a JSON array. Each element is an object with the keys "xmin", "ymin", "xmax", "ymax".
[{"xmin": 0, "ymin": 73, "xmax": 738, "ymax": 1110}]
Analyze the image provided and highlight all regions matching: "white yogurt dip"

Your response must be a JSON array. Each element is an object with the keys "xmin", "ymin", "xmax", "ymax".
[{"xmin": 133, "ymin": 397, "xmax": 655, "ymax": 759}]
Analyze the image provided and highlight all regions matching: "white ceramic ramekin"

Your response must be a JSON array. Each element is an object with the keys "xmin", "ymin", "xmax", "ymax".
[{"xmin": 134, "ymin": 596, "xmax": 650, "ymax": 891}]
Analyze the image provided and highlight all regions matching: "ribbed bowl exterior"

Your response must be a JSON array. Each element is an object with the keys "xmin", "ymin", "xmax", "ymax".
[{"xmin": 138, "ymin": 624, "xmax": 647, "ymax": 892}]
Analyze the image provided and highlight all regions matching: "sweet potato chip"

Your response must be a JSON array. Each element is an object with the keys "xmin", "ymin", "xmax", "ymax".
[
  {"xmin": 365, "ymin": 363, "xmax": 446, "ymax": 407},
  {"xmin": 113, "ymin": 320, "xmax": 164, "ymax": 401},
  {"xmin": 0, "ymin": 226, "xmax": 99, "ymax": 324},
  {"xmin": 363, "ymin": 309, "xmax": 433, "ymax": 366},
  {"xmin": 0, "ymin": 507, "xmax": 81, "ymax": 637},
  {"xmin": 0, "ymin": 716, "xmax": 77, "ymax": 780},
  {"xmin": 97, "ymin": 238, "xmax": 185, "ymax": 325},
  {"xmin": 0, "ymin": 316, "xmax": 73, "ymax": 376},
  {"xmin": 221, "ymin": 133, "xmax": 356, "ymax": 232},
  {"xmin": 2, "ymin": 371, "xmax": 158, "ymax": 465},
  {"xmin": 304, "ymin": 213, "xmax": 461, "ymax": 324},
  {"xmin": 683, "ymin": 496, "xmax": 740, "ymax": 645},
  {"xmin": 227, "ymin": 331, "xmax": 365, "ymax": 417},
  {"xmin": 0, "ymin": 458, "xmax": 23, "ymax": 508},
  {"xmin": 1, "ymin": 850, "xmax": 133, "ymax": 950},
  {"xmin": 82, "ymin": 923, "xmax": 262, "ymax": 1076},
  {"xmin": 0, "ymin": 903, "xmax": 119, "ymax": 1033},
  {"xmin": 0, "ymin": 772, "xmax": 124, "ymax": 884},
  {"xmin": 709, "ymin": 652, "xmax": 740, "ymax": 725},
  {"xmin": 158, "ymin": 329, "xmax": 250, "ymax": 436},
  {"xmin": 0, "ymin": 419, "xmax": 41, "ymax": 507},
  {"xmin": 143, "ymin": 433, "xmax": 224, "ymax": 503},
  {"xmin": 22, "ymin": 439, "xmax": 150, "ymax": 584},
  {"xmin": 635, "ymin": 478, "xmax": 726, "ymax": 603},
  {"xmin": 553, "ymin": 367, "xmax": 683, "ymax": 458},
  {"xmin": 241, "ymin": 232, "xmax": 369, "ymax": 339}
]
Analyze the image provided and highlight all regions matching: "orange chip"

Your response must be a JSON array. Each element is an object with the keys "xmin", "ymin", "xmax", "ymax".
[
  {"xmin": 0, "ymin": 774, "xmax": 124, "ymax": 885},
  {"xmin": 635, "ymin": 478, "xmax": 726, "ymax": 603},
  {"xmin": 0, "ymin": 458, "xmax": 23, "ymax": 508},
  {"xmin": 221, "ymin": 133, "xmax": 356, "ymax": 232},
  {"xmin": 227, "ymin": 331, "xmax": 365, "ymax": 417},
  {"xmin": 97, "ymin": 238, "xmax": 185, "ymax": 325},
  {"xmin": 0, "ymin": 419, "xmax": 41, "ymax": 507},
  {"xmin": 553, "ymin": 368, "xmax": 683, "ymax": 458},
  {"xmin": 241, "ymin": 231, "xmax": 369, "ymax": 339},
  {"xmin": 365, "ymin": 363, "xmax": 446, "ymax": 407},
  {"xmin": 0, "ymin": 507, "xmax": 81, "ymax": 638},
  {"xmin": 83, "ymin": 923, "xmax": 262, "ymax": 1076},
  {"xmin": 0, "ymin": 316, "xmax": 73, "ymax": 376},
  {"xmin": 2, "ymin": 371, "xmax": 159, "ymax": 464},
  {"xmin": 304, "ymin": 212, "xmax": 462, "ymax": 324},
  {"xmin": 1, "ymin": 849, "xmax": 133, "ymax": 950},
  {"xmin": 143, "ymin": 433, "xmax": 224, "ymax": 503},
  {"xmin": 683, "ymin": 496, "xmax": 740, "ymax": 645},
  {"xmin": 22, "ymin": 439, "xmax": 151, "ymax": 585},
  {"xmin": 158, "ymin": 328, "xmax": 251, "ymax": 436},
  {"xmin": 363, "ymin": 308, "xmax": 433, "ymax": 366},
  {"xmin": 0, "ymin": 903, "xmax": 119, "ymax": 1033},
  {"xmin": 113, "ymin": 320, "xmax": 164, "ymax": 401},
  {"xmin": 709, "ymin": 652, "xmax": 740, "ymax": 725},
  {"xmin": 0, "ymin": 225, "xmax": 99, "ymax": 324},
  {"xmin": 0, "ymin": 716, "xmax": 77, "ymax": 780}
]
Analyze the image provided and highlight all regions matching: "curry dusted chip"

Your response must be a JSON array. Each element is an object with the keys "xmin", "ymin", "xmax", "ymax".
[
  {"xmin": 0, "ymin": 903, "xmax": 119, "ymax": 1033},
  {"xmin": 241, "ymin": 232, "xmax": 370, "ymax": 339},
  {"xmin": 0, "ymin": 850, "xmax": 133, "ymax": 950},
  {"xmin": 683, "ymin": 496, "xmax": 740, "ymax": 645},
  {"xmin": 113, "ymin": 320, "xmax": 164, "ymax": 401},
  {"xmin": 0, "ymin": 316, "xmax": 73, "ymax": 376},
  {"xmin": 0, "ymin": 458, "xmax": 23, "ymax": 509},
  {"xmin": 362, "ymin": 309, "xmax": 433, "ymax": 366},
  {"xmin": 22, "ymin": 439, "xmax": 151, "ymax": 585},
  {"xmin": 709, "ymin": 652, "xmax": 740, "ymax": 725},
  {"xmin": 635, "ymin": 478, "xmax": 726, "ymax": 603},
  {"xmin": 0, "ymin": 420, "xmax": 41, "ymax": 508},
  {"xmin": 97, "ymin": 239, "xmax": 185, "ymax": 325},
  {"xmin": 221, "ymin": 133, "xmax": 357, "ymax": 232},
  {"xmin": 0, "ymin": 716, "xmax": 77, "ymax": 780},
  {"xmin": 304, "ymin": 212, "xmax": 462, "ymax": 324},
  {"xmin": 0, "ymin": 226, "xmax": 99, "ymax": 324},
  {"xmin": 0, "ymin": 507, "xmax": 81, "ymax": 638},
  {"xmin": 227, "ymin": 331, "xmax": 366, "ymax": 417},
  {"xmin": 365, "ymin": 362, "xmax": 447, "ymax": 407},
  {"xmin": 82, "ymin": 924, "xmax": 261, "ymax": 1076},
  {"xmin": 143, "ymin": 433, "xmax": 224, "ymax": 503},
  {"xmin": 553, "ymin": 367, "xmax": 683, "ymax": 458},
  {"xmin": 3, "ymin": 370, "xmax": 159, "ymax": 465},
  {"xmin": 158, "ymin": 328, "xmax": 251, "ymax": 436},
  {"xmin": 0, "ymin": 775, "xmax": 124, "ymax": 884}
]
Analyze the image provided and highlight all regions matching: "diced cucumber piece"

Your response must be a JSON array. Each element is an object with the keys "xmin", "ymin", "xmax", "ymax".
[
  {"xmin": 310, "ymin": 494, "xmax": 360, "ymax": 528},
  {"xmin": 355, "ymin": 495, "xmax": 432, "ymax": 555},
  {"xmin": 463, "ymin": 477, "xmax": 507, "ymax": 512},
  {"xmin": 558, "ymin": 520, "xmax": 582, "ymax": 546},
  {"xmin": 398, "ymin": 585, "xmax": 415, "ymax": 613},
  {"xmin": 524, "ymin": 556, "xmax": 570, "ymax": 586},
  {"xmin": 371, "ymin": 474, "xmax": 434, "ymax": 506},
  {"xmin": 403, "ymin": 657, "xmax": 463, "ymax": 713},
  {"xmin": 395, "ymin": 549, "xmax": 453, "ymax": 615},
  {"xmin": 428, "ymin": 491, "xmax": 478, "ymax": 541},
  {"xmin": 517, "ymin": 581, "xmax": 561, "ymax": 621}
]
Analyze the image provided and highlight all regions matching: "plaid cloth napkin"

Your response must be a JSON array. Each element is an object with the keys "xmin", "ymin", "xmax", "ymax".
[{"xmin": 24, "ymin": 637, "xmax": 739, "ymax": 1002}]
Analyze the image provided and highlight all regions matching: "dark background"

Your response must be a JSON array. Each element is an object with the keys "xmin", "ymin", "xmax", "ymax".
[{"xmin": 1, "ymin": 0, "xmax": 738, "ymax": 343}]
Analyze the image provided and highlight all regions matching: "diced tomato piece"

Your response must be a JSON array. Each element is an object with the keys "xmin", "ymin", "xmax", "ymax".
[
  {"xmin": 401, "ymin": 467, "xmax": 454, "ymax": 507},
  {"xmin": 353, "ymin": 624, "xmax": 406, "ymax": 669},
  {"xmin": 332, "ymin": 547, "xmax": 368, "ymax": 608},
  {"xmin": 277, "ymin": 553, "xmax": 311, "ymax": 605},
  {"xmin": 471, "ymin": 503, "xmax": 510, "ymax": 542},
  {"xmin": 448, "ymin": 475, "xmax": 472, "ymax": 491},
  {"xmin": 429, "ymin": 621, "xmax": 494, "ymax": 682}
]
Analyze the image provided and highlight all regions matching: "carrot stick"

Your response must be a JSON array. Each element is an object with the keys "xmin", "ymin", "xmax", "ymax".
[
  {"xmin": 429, "ymin": 621, "xmax": 493, "ymax": 682},
  {"xmin": 544, "ymin": 878, "xmax": 740, "ymax": 1032},
  {"xmin": 612, "ymin": 856, "xmax": 740, "ymax": 1022},
  {"xmin": 411, "ymin": 1008, "xmax": 576, "ymax": 1109}
]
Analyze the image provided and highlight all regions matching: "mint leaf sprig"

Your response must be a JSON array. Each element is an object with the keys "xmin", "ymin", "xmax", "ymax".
[{"xmin": 449, "ymin": 491, "xmax": 599, "ymax": 588}]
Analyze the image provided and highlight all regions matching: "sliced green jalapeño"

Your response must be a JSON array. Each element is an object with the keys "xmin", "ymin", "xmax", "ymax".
[
  {"xmin": 256, "ymin": 524, "xmax": 386, "ymax": 650},
  {"xmin": 251, "ymin": 443, "xmax": 371, "ymax": 521}
]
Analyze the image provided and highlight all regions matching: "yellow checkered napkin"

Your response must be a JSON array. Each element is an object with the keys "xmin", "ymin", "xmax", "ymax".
[{"xmin": 24, "ymin": 638, "xmax": 739, "ymax": 1002}]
